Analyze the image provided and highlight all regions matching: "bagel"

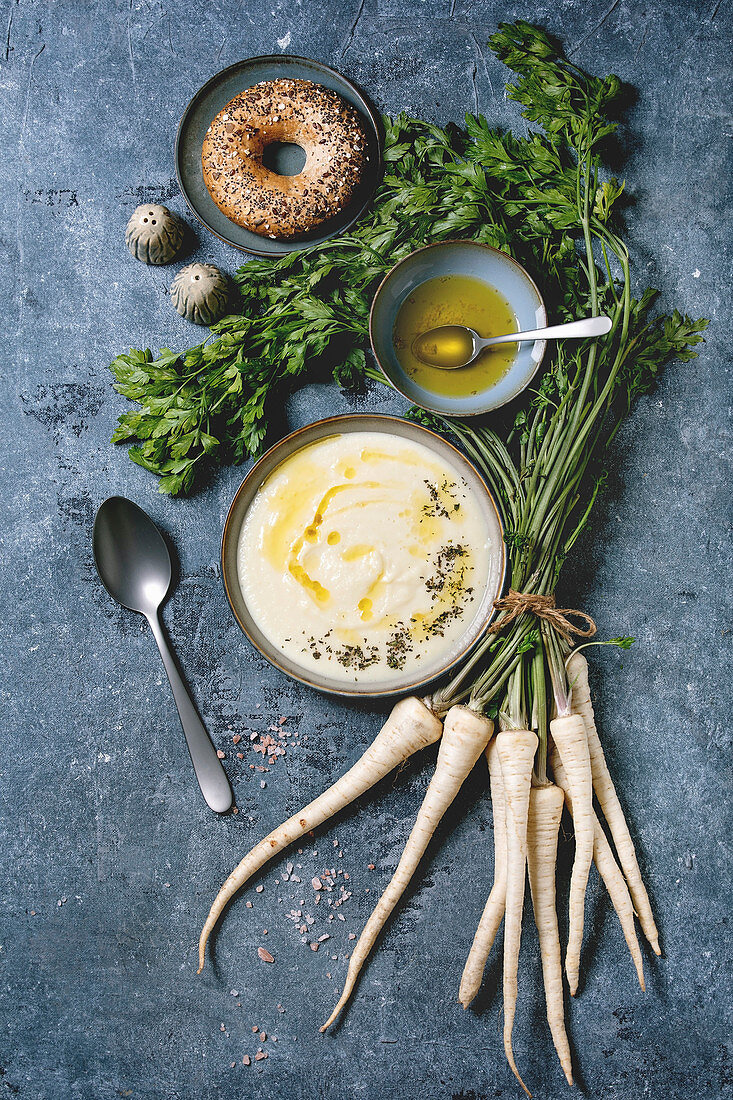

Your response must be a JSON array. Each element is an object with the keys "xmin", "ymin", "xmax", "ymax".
[{"xmin": 201, "ymin": 78, "xmax": 368, "ymax": 239}]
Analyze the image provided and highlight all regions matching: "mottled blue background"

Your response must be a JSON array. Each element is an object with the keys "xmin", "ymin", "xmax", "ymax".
[{"xmin": 1, "ymin": 1, "xmax": 731, "ymax": 1098}]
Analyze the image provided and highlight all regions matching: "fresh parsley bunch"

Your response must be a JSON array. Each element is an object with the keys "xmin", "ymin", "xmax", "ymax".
[{"xmin": 110, "ymin": 22, "xmax": 705, "ymax": 495}]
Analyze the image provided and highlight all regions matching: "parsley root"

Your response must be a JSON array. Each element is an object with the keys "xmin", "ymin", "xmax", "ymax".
[
  {"xmin": 549, "ymin": 714, "xmax": 593, "ymax": 996},
  {"xmin": 551, "ymin": 747, "xmax": 645, "ymax": 991},
  {"xmin": 197, "ymin": 696, "xmax": 442, "ymax": 972},
  {"xmin": 495, "ymin": 727, "xmax": 538, "ymax": 1097},
  {"xmin": 459, "ymin": 738, "xmax": 507, "ymax": 1008},
  {"xmin": 567, "ymin": 650, "xmax": 660, "ymax": 955},
  {"xmin": 527, "ymin": 783, "xmax": 573, "ymax": 1087},
  {"xmin": 321, "ymin": 705, "xmax": 493, "ymax": 1031}
]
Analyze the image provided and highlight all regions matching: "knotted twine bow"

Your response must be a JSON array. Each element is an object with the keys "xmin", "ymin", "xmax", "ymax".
[{"xmin": 488, "ymin": 589, "xmax": 597, "ymax": 643}]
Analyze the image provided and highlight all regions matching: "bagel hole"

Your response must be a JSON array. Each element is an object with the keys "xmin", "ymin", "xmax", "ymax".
[{"xmin": 261, "ymin": 141, "xmax": 307, "ymax": 176}]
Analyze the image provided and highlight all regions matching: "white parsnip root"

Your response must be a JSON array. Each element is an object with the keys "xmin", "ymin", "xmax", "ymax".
[
  {"xmin": 459, "ymin": 738, "xmax": 507, "ymax": 1008},
  {"xmin": 495, "ymin": 727, "xmax": 538, "ymax": 1098},
  {"xmin": 567, "ymin": 651, "xmax": 660, "ymax": 955},
  {"xmin": 198, "ymin": 696, "xmax": 443, "ymax": 972},
  {"xmin": 551, "ymin": 747, "xmax": 645, "ymax": 991},
  {"xmin": 321, "ymin": 705, "xmax": 494, "ymax": 1032},
  {"xmin": 550, "ymin": 713, "xmax": 593, "ymax": 996},
  {"xmin": 527, "ymin": 784, "xmax": 573, "ymax": 1087}
]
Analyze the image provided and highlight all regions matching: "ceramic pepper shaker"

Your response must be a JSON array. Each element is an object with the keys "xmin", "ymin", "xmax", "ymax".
[
  {"xmin": 170, "ymin": 263, "xmax": 229, "ymax": 325},
  {"xmin": 125, "ymin": 204, "xmax": 184, "ymax": 265}
]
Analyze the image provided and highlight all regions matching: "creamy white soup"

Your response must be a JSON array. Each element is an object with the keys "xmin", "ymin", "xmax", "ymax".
[{"xmin": 237, "ymin": 431, "xmax": 500, "ymax": 685}]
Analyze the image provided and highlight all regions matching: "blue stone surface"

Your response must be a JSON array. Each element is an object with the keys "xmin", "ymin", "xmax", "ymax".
[{"xmin": 1, "ymin": 2, "xmax": 731, "ymax": 1097}]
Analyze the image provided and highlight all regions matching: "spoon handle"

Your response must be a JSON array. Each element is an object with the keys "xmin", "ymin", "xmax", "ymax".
[
  {"xmin": 482, "ymin": 314, "xmax": 613, "ymax": 347},
  {"xmin": 147, "ymin": 612, "xmax": 232, "ymax": 813}
]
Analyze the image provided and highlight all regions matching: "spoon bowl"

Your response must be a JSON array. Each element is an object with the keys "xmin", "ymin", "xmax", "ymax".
[
  {"xmin": 411, "ymin": 325, "xmax": 477, "ymax": 370},
  {"xmin": 93, "ymin": 496, "xmax": 232, "ymax": 813},
  {"xmin": 93, "ymin": 497, "xmax": 172, "ymax": 614}
]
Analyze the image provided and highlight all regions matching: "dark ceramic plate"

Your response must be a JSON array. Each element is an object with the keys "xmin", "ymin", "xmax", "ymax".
[{"xmin": 175, "ymin": 55, "xmax": 383, "ymax": 256}]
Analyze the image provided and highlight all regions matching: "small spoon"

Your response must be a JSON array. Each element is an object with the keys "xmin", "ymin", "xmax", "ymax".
[
  {"xmin": 93, "ymin": 496, "xmax": 232, "ymax": 813},
  {"xmin": 412, "ymin": 315, "xmax": 613, "ymax": 369}
]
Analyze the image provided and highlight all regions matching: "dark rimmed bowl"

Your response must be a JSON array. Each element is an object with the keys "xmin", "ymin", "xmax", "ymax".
[
  {"xmin": 175, "ymin": 55, "xmax": 383, "ymax": 256},
  {"xmin": 221, "ymin": 414, "xmax": 506, "ymax": 698},
  {"xmin": 370, "ymin": 240, "xmax": 547, "ymax": 417}
]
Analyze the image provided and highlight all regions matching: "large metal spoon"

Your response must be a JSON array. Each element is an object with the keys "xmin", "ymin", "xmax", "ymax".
[
  {"xmin": 412, "ymin": 314, "xmax": 613, "ymax": 369},
  {"xmin": 93, "ymin": 496, "xmax": 232, "ymax": 813}
]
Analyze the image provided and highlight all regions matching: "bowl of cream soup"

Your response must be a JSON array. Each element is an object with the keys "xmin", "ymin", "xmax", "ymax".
[{"xmin": 222, "ymin": 415, "xmax": 506, "ymax": 696}]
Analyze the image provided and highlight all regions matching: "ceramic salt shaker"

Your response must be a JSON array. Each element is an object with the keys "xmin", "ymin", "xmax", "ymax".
[
  {"xmin": 170, "ymin": 263, "xmax": 229, "ymax": 325},
  {"xmin": 125, "ymin": 204, "xmax": 184, "ymax": 265}
]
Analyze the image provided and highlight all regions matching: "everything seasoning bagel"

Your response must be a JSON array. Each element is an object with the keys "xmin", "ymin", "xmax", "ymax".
[{"xmin": 201, "ymin": 78, "xmax": 368, "ymax": 239}]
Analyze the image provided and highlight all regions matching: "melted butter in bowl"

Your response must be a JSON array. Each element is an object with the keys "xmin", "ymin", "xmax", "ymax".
[
  {"xmin": 233, "ymin": 427, "xmax": 504, "ymax": 692},
  {"xmin": 370, "ymin": 240, "xmax": 547, "ymax": 417},
  {"xmin": 393, "ymin": 274, "xmax": 517, "ymax": 396}
]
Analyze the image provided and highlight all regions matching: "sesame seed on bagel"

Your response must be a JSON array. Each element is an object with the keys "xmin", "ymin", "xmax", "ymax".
[{"xmin": 201, "ymin": 78, "xmax": 368, "ymax": 239}]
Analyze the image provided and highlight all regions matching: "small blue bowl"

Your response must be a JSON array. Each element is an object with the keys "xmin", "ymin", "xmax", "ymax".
[{"xmin": 369, "ymin": 240, "xmax": 547, "ymax": 417}]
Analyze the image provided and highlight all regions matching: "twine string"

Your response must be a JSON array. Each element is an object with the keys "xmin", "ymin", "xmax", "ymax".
[{"xmin": 488, "ymin": 588, "xmax": 597, "ymax": 643}]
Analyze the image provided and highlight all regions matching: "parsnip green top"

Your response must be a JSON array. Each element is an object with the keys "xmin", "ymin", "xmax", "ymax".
[{"xmin": 237, "ymin": 431, "xmax": 500, "ymax": 684}]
